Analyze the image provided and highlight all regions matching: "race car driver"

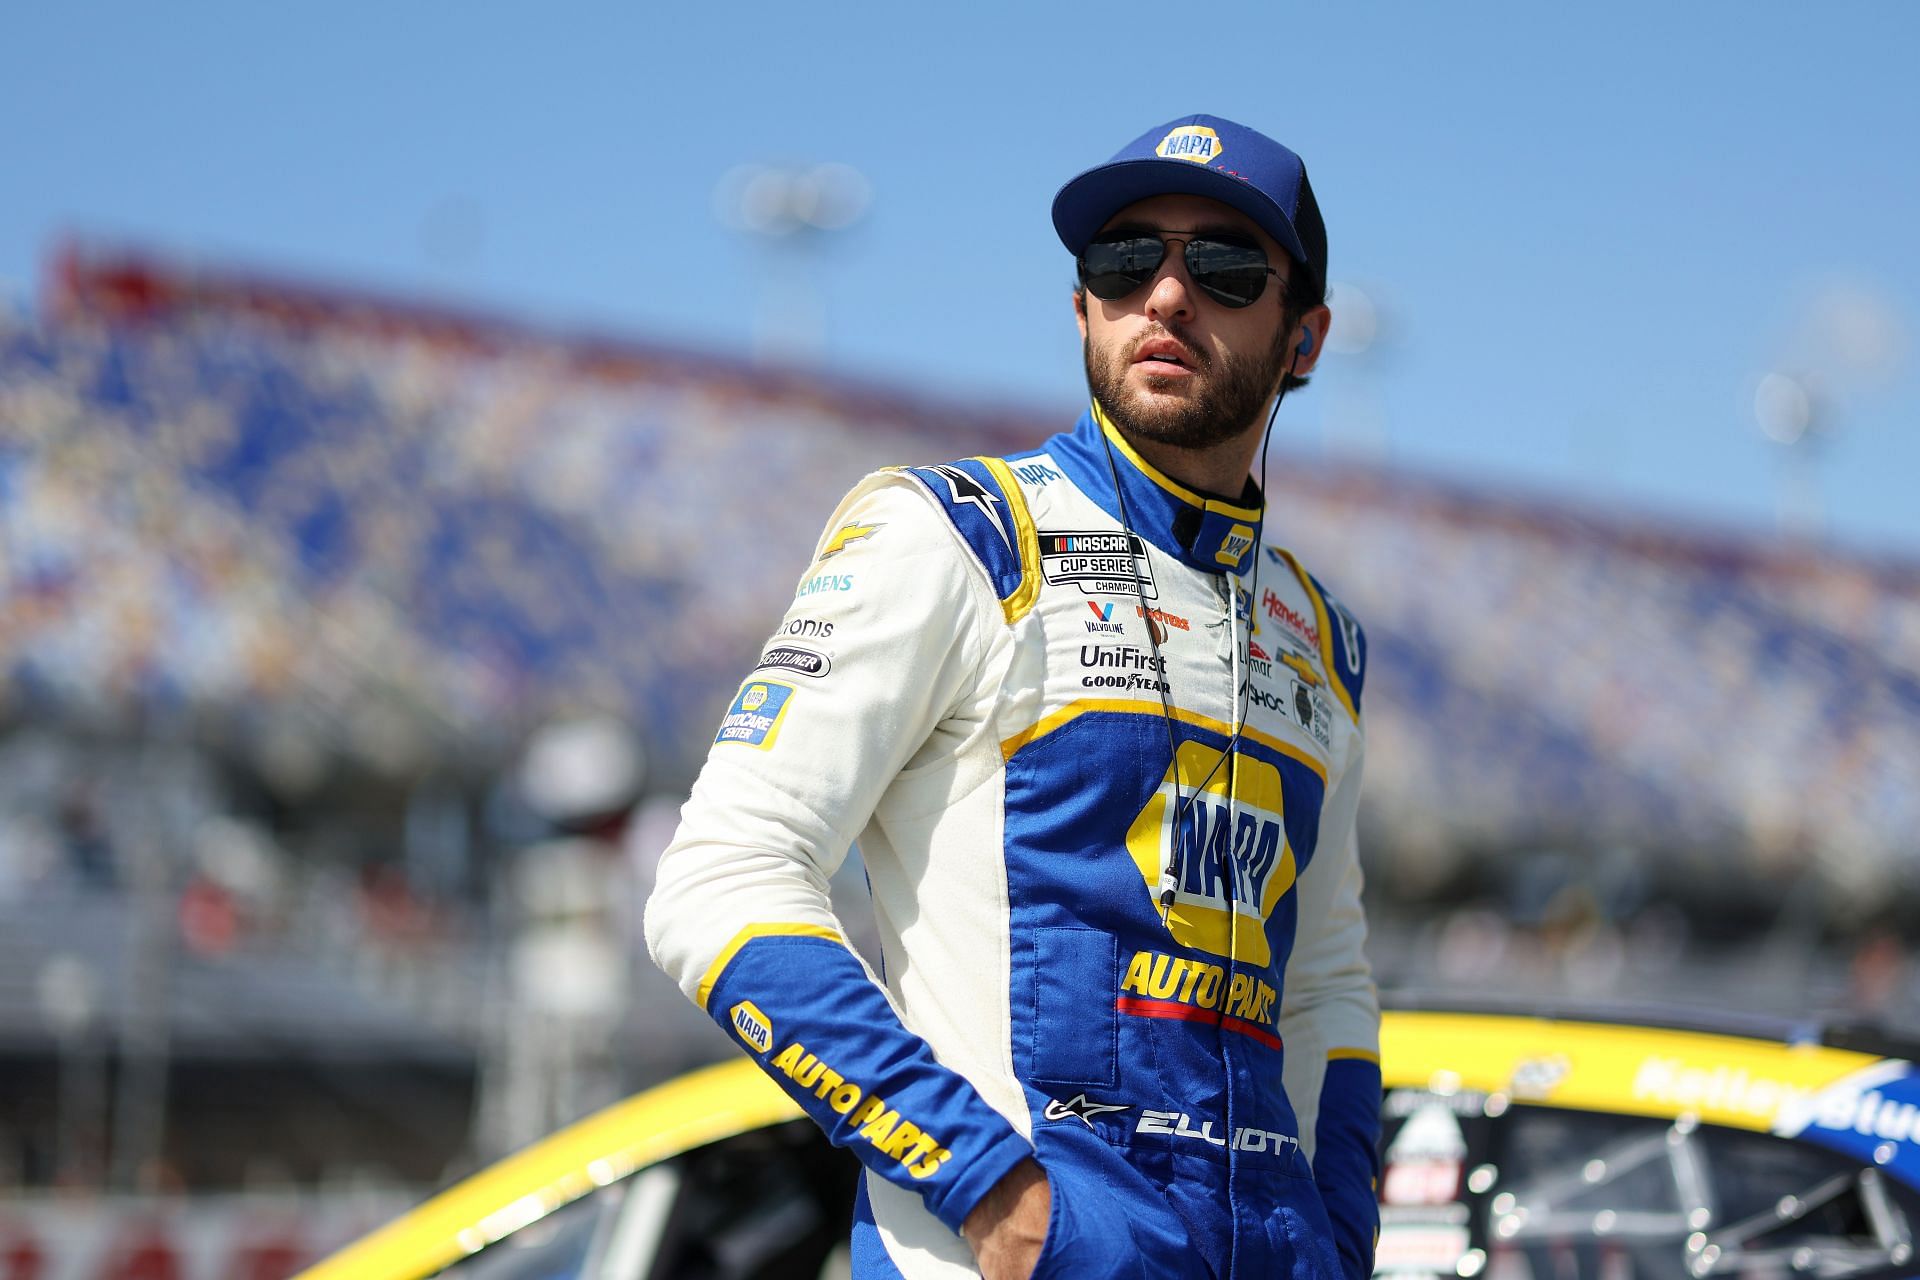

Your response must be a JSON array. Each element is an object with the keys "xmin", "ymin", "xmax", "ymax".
[{"xmin": 646, "ymin": 114, "xmax": 1381, "ymax": 1279}]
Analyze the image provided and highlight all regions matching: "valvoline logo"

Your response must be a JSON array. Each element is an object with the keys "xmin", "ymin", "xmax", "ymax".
[
  {"xmin": 1157, "ymin": 125, "xmax": 1223, "ymax": 165},
  {"xmin": 1126, "ymin": 741, "xmax": 1293, "ymax": 966}
]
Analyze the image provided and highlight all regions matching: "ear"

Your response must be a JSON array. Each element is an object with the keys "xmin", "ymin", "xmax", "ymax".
[
  {"xmin": 1291, "ymin": 303, "xmax": 1332, "ymax": 376},
  {"xmin": 1073, "ymin": 287, "xmax": 1088, "ymax": 342}
]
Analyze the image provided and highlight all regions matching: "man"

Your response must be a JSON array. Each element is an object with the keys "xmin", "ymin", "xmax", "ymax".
[{"xmin": 647, "ymin": 114, "xmax": 1380, "ymax": 1279}]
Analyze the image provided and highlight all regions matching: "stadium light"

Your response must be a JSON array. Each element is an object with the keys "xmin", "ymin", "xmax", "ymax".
[{"xmin": 712, "ymin": 162, "xmax": 873, "ymax": 364}]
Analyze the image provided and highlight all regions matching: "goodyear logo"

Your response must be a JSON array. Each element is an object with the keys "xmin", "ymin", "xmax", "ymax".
[
  {"xmin": 1157, "ymin": 125, "xmax": 1223, "ymax": 165},
  {"xmin": 770, "ymin": 1041, "xmax": 953, "ymax": 1180},
  {"xmin": 716, "ymin": 680, "xmax": 797, "ymax": 749},
  {"xmin": 1126, "ymin": 741, "xmax": 1293, "ymax": 966},
  {"xmin": 1215, "ymin": 523, "xmax": 1256, "ymax": 567},
  {"xmin": 729, "ymin": 1000, "xmax": 773, "ymax": 1053}
]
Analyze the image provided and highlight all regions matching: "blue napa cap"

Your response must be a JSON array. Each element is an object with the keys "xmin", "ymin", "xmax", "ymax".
[{"xmin": 1052, "ymin": 113, "xmax": 1327, "ymax": 298}]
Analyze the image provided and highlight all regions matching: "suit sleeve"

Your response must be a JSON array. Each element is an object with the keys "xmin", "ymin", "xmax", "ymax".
[
  {"xmin": 643, "ymin": 472, "xmax": 1032, "ymax": 1235},
  {"xmin": 1278, "ymin": 717, "xmax": 1382, "ymax": 1280}
]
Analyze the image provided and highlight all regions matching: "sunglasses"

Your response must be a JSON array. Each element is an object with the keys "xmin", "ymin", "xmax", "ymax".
[{"xmin": 1077, "ymin": 230, "xmax": 1284, "ymax": 309}]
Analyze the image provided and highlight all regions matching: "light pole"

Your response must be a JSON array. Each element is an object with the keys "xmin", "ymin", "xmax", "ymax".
[{"xmin": 713, "ymin": 162, "xmax": 872, "ymax": 365}]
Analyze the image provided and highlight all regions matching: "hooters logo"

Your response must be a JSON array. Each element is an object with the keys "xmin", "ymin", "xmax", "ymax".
[{"xmin": 1125, "ymin": 742, "xmax": 1294, "ymax": 966}]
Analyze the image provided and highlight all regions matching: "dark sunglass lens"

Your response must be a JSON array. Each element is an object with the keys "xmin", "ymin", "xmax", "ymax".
[
  {"xmin": 1079, "ymin": 236, "xmax": 1166, "ymax": 300},
  {"xmin": 1185, "ymin": 239, "xmax": 1269, "ymax": 308}
]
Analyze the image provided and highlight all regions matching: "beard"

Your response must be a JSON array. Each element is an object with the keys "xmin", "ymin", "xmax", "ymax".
[{"xmin": 1084, "ymin": 322, "xmax": 1292, "ymax": 452}]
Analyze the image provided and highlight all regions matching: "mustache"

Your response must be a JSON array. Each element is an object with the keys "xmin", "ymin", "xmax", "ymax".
[{"xmin": 1125, "ymin": 324, "xmax": 1209, "ymax": 370}]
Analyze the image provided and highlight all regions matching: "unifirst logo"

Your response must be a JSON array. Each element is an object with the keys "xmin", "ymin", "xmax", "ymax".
[
  {"xmin": 1157, "ymin": 125, "xmax": 1223, "ymax": 165},
  {"xmin": 1126, "ymin": 741, "xmax": 1294, "ymax": 966}
]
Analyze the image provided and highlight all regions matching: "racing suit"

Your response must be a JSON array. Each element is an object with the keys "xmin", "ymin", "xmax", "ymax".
[{"xmin": 645, "ymin": 405, "xmax": 1381, "ymax": 1279}]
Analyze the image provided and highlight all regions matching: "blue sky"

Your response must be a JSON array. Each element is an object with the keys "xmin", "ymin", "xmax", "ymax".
[{"xmin": 4, "ymin": 2, "xmax": 1916, "ymax": 555}]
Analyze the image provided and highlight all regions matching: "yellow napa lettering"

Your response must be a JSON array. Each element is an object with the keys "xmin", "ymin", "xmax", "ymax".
[
  {"xmin": 1226, "ymin": 973, "xmax": 1252, "ymax": 1018},
  {"xmin": 772, "ymin": 1042, "xmax": 807, "ymax": 1076},
  {"xmin": 1156, "ymin": 125, "xmax": 1223, "ymax": 165},
  {"xmin": 909, "ymin": 1146, "xmax": 953, "ymax": 1179},
  {"xmin": 879, "ymin": 1120, "xmax": 923, "ymax": 1160},
  {"xmin": 794, "ymin": 1054, "xmax": 824, "ymax": 1087},
  {"xmin": 829, "ymin": 1081, "xmax": 864, "ymax": 1114},
  {"xmin": 1126, "ymin": 742, "xmax": 1294, "ymax": 965},
  {"xmin": 812, "ymin": 1066, "xmax": 844, "ymax": 1100},
  {"xmin": 850, "ymin": 1096, "xmax": 887, "ymax": 1128},
  {"xmin": 1147, "ymin": 955, "xmax": 1185, "ymax": 999},
  {"xmin": 1193, "ymin": 963, "xmax": 1224, "ymax": 1009},
  {"xmin": 1121, "ymin": 950, "xmax": 1154, "ymax": 994},
  {"xmin": 860, "ymin": 1108, "xmax": 900, "ymax": 1144}
]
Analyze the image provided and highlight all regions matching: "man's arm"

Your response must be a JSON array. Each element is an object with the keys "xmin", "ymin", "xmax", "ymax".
[
  {"xmin": 645, "ymin": 473, "xmax": 1034, "ymax": 1237},
  {"xmin": 1277, "ymin": 725, "xmax": 1381, "ymax": 1280}
]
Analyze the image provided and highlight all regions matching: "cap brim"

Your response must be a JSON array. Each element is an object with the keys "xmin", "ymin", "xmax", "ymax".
[{"xmin": 1052, "ymin": 159, "xmax": 1309, "ymax": 271}]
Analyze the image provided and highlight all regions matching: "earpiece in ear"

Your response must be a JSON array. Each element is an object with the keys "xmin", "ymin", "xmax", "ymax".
[{"xmin": 1296, "ymin": 328, "xmax": 1314, "ymax": 357}]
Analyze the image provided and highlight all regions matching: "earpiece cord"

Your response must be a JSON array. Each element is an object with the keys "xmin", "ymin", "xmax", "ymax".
[
  {"xmin": 1221, "ymin": 358, "xmax": 1293, "ymax": 1280},
  {"xmin": 1096, "ymin": 331, "xmax": 1296, "ymax": 1280},
  {"xmin": 1097, "ymin": 425, "xmax": 1193, "ymax": 923}
]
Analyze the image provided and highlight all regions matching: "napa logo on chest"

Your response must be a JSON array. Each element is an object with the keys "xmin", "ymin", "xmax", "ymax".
[
  {"xmin": 1126, "ymin": 742, "xmax": 1295, "ymax": 966},
  {"xmin": 1157, "ymin": 125, "xmax": 1223, "ymax": 165}
]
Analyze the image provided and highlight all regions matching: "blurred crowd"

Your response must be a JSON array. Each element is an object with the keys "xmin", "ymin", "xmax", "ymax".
[{"xmin": 1, "ymin": 252, "xmax": 1917, "ymax": 1193}]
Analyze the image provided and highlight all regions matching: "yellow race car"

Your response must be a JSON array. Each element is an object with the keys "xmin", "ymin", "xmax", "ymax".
[{"xmin": 299, "ymin": 1006, "xmax": 1920, "ymax": 1279}]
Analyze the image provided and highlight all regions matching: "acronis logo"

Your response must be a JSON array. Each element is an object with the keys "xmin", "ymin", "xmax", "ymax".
[
  {"xmin": 1156, "ymin": 125, "xmax": 1223, "ymax": 165},
  {"xmin": 1126, "ymin": 741, "xmax": 1294, "ymax": 966}
]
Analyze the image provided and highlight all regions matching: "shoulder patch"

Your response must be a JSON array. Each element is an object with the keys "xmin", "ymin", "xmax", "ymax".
[
  {"xmin": 899, "ymin": 457, "xmax": 1040, "ymax": 623},
  {"xmin": 1305, "ymin": 570, "xmax": 1366, "ymax": 719},
  {"xmin": 1266, "ymin": 546, "xmax": 1366, "ymax": 721}
]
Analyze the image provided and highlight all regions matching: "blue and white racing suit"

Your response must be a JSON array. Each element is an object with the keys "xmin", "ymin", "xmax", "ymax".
[{"xmin": 646, "ymin": 405, "xmax": 1381, "ymax": 1279}]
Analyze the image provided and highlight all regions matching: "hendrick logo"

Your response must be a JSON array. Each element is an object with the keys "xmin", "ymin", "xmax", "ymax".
[{"xmin": 756, "ymin": 645, "xmax": 831, "ymax": 679}]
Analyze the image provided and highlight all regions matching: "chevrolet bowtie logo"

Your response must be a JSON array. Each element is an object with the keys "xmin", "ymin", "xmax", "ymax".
[
  {"xmin": 1043, "ymin": 1093, "xmax": 1131, "ymax": 1127},
  {"xmin": 819, "ymin": 521, "xmax": 882, "ymax": 560}
]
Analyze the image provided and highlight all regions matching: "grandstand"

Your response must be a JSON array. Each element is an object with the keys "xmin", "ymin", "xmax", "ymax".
[{"xmin": 1, "ymin": 243, "xmax": 1916, "ymax": 1202}]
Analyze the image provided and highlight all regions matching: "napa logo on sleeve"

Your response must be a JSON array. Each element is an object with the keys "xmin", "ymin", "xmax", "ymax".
[
  {"xmin": 716, "ymin": 680, "xmax": 798, "ymax": 749},
  {"xmin": 729, "ymin": 1000, "xmax": 774, "ymax": 1053},
  {"xmin": 1126, "ymin": 741, "xmax": 1294, "ymax": 966},
  {"xmin": 1156, "ymin": 125, "xmax": 1223, "ymax": 165}
]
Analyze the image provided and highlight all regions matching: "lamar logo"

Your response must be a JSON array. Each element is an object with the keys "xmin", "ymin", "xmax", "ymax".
[
  {"xmin": 729, "ymin": 1000, "xmax": 773, "ymax": 1053},
  {"xmin": 1126, "ymin": 741, "xmax": 1295, "ymax": 966}
]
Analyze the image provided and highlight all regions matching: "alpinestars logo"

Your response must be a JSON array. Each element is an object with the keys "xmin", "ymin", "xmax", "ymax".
[
  {"xmin": 1043, "ymin": 1094, "xmax": 1131, "ymax": 1127},
  {"xmin": 929, "ymin": 464, "xmax": 1013, "ymax": 556}
]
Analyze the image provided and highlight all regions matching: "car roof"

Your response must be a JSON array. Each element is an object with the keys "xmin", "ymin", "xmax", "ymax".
[
  {"xmin": 296, "ymin": 1006, "xmax": 1918, "ymax": 1280},
  {"xmin": 290, "ymin": 1056, "xmax": 802, "ymax": 1280},
  {"xmin": 1386, "ymin": 989, "xmax": 1920, "ymax": 1060}
]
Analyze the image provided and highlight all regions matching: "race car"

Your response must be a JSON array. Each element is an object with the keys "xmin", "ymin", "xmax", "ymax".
[{"xmin": 296, "ymin": 1004, "xmax": 1920, "ymax": 1279}]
